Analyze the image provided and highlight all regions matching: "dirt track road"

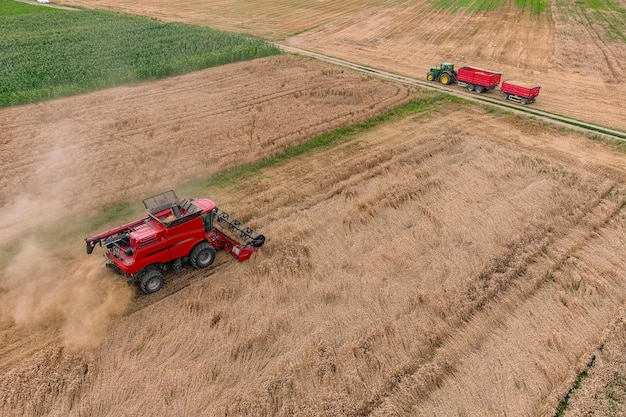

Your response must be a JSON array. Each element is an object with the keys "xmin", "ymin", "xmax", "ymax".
[{"xmin": 279, "ymin": 44, "xmax": 626, "ymax": 141}]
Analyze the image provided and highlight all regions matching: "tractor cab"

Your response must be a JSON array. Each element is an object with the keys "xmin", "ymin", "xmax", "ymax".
[
  {"xmin": 439, "ymin": 62, "xmax": 455, "ymax": 73},
  {"xmin": 426, "ymin": 62, "xmax": 457, "ymax": 85}
]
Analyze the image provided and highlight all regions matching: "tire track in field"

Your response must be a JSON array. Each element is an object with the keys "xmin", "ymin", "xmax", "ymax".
[
  {"xmin": 0, "ymin": 256, "xmax": 228, "ymax": 380},
  {"xmin": 574, "ymin": 4, "xmax": 622, "ymax": 78},
  {"xmin": 455, "ymin": 110, "xmax": 626, "ymax": 184},
  {"xmin": 127, "ymin": 260, "xmax": 228, "ymax": 315},
  {"xmin": 0, "ymin": 80, "xmax": 334, "ymax": 181},
  {"xmin": 60, "ymin": 0, "xmax": 386, "ymax": 39},
  {"xmin": 358, "ymin": 184, "xmax": 626, "ymax": 416}
]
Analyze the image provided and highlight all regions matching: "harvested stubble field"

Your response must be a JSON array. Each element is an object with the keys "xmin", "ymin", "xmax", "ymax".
[
  {"xmin": 60, "ymin": 0, "xmax": 626, "ymax": 132},
  {"xmin": 1, "ymin": 1, "xmax": 626, "ymax": 417},
  {"xmin": 1, "ymin": 56, "xmax": 626, "ymax": 415}
]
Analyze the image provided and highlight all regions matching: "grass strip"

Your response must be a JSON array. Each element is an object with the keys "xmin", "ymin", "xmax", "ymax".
[
  {"xmin": 206, "ymin": 93, "xmax": 459, "ymax": 188},
  {"xmin": 432, "ymin": 0, "xmax": 549, "ymax": 13},
  {"xmin": 554, "ymin": 356, "xmax": 596, "ymax": 417}
]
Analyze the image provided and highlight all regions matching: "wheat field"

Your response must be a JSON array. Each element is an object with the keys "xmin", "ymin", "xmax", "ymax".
[{"xmin": 1, "ymin": 97, "xmax": 624, "ymax": 415}]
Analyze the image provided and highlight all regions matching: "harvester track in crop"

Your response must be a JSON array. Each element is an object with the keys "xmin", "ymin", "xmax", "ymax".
[
  {"xmin": 354, "ymin": 184, "xmax": 626, "ymax": 416},
  {"xmin": 128, "ymin": 260, "xmax": 228, "ymax": 315},
  {"xmin": 278, "ymin": 44, "xmax": 626, "ymax": 141}
]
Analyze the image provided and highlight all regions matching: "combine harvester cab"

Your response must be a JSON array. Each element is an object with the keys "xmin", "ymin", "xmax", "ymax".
[
  {"xmin": 500, "ymin": 80, "xmax": 541, "ymax": 105},
  {"xmin": 85, "ymin": 190, "xmax": 265, "ymax": 294},
  {"xmin": 456, "ymin": 66, "xmax": 502, "ymax": 93}
]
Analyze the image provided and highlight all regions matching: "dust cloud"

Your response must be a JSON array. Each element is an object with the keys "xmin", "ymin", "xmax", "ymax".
[
  {"xmin": 0, "ymin": 240, "xmax": 133, "ymax": 348},
  {"xmin": 0, "ymin": 125, "xmax": 134, "ymax": 349}
]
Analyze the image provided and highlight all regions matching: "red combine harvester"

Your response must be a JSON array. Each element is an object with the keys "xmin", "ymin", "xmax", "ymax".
[
  {"xmin": 456, "ymin": 66, "xmax": 502, "ymax": 93},
  {"xmin": 426, "ymin": 62, "xmax": 540, "ymax": 104},
  {"xmin": 85, "ymin": 190, "xmax": 265, "ymax": 294},
  {"xmin": 500, "ymin": 80, "xmax": 541, "ymax": 105}
]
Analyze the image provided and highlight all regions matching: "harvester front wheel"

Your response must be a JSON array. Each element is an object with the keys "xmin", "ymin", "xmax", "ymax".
[
  {"xmin": 190, "ymin": 242, "xmax": 216, "ymax": 269},
  {"xmin": 440, "ymin": 73, "xmax": 451, "ymax": 85},
  {"xmin": 427, "ymin": 72, "xmax": 435, "ymax": 81},
  {"xmin": 140, "ymin": 269, "xmax": 164, "ymax": 294}
]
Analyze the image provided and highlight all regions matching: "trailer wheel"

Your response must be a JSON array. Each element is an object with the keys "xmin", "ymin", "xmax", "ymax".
[
  {"xmin": 190, "ymin": 242, "xmax": 216, "ymax": 269},
  {"xmin": 502, "ymin": 93, "xmax": 509, "ymax": 100},
  {"xmin": 475, "ymin": 85, "xmax": 485, "ymax": 93},
  {"xmin": 139, "ymin": 269, "xmax": 164, "ymax": 294},
  {"xmin": 467, "ymin": 84, "xmax": 475, "ymax": 91},
  {"xmin": 521, "ymin": 98, "xmax": 530, "ymax": 105}
]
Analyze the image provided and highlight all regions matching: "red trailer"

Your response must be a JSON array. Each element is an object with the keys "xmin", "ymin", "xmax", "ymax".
[
  {"xmin": 500, "ymin": 80, "xmax": 541, "ymax": 104},
  {"xmin": 456, "ymin": 66, "xmax": 502, "ymax": 93}
]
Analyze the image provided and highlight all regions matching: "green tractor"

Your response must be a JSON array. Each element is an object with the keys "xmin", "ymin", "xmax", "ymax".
[{"xmin": 426, "ymin": 62, "xmax": 457, "ymax": 85}]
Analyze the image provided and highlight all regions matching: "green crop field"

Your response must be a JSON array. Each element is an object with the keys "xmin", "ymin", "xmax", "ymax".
[
  {"xmin": 514, "ymin": 0, "xmax": 549, "ymax": 13},
  {"xmin": 432, "ymin": 0, "xmax": 506, "ymax": 12},
  {"xmin": 433, "ymin": 0, "xmax": 548, "ymax": 13},
  {"xmin": 0, "ymin": 0, "xmax": 280, "ymax": 107}
]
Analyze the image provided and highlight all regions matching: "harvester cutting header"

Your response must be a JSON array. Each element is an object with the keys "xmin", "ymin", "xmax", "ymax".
[
  {"xmin": 85, "ymin": 190, "xmax": 265, "ymax": 294},
  {"xmin": 427, "ymin": 62, "xmax": 541, "ymax": 105}
]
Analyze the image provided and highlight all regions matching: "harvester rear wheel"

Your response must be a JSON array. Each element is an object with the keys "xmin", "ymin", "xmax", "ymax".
[
  {"xmin": 427, "ymin": 72, "xmax": 435, "ymax": 81},
  {"xmin": 140, "ymin": 269, "xmax": 164, "ymax": 294},
  {"xmin": 440, "ymin": 73, "xmax": 451, "ymax": 85},
  {"xmin": 190, "ymin": 242, "xmax": 216, "ymax": 269}
]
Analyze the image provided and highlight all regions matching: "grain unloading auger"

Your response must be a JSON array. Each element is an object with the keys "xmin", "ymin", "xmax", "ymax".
[{"xmin": 85, "ymin": 190, "xmax": 265, "ymax": 294}]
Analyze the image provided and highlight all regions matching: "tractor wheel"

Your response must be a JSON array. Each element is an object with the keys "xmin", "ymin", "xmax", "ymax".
[
  {"xmin": 139, "ymin": 269, "xmax": 164, "ymax": 294},
  {"xmin": 427, "ymin": 72, "xmax": 435, "ymax": 81},
  {"xmin": 440, "ymin": 73, "xmax": 451, "ymax": 85},
  {"xmin": 467, "ymin": 84, "xmax": 475, "ymax": 92},
  {"xmin": 190, "ymin": 242, "xmax": 216, "ymax": 269},
  {"xmin": 475, "ymin": 85, "xmax": 485, "ymax": 93}
]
